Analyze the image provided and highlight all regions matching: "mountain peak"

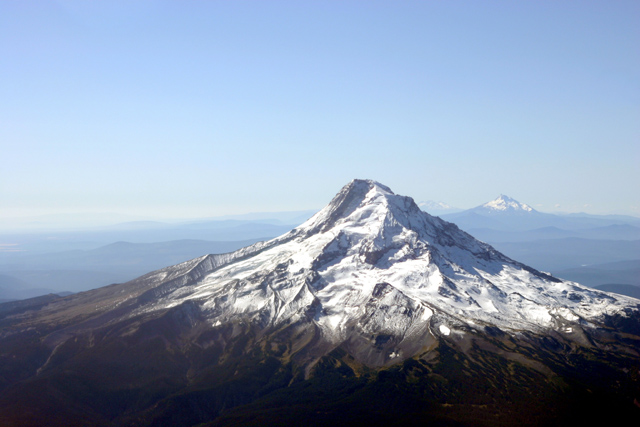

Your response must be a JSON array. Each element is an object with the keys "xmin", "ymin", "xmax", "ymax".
[
  {"xmin": 296, "ymin": 179, "xmax": 419, "ymax": 236},
  {"xmin": 349, "ymin": 178, "xmax": 393, "ymax": 192},
  {"xmin": 417, "ymin": 200, "xmax": 461, "ymax": 215},
  {"xmin": 333, "ymin": 179, "xmax": 395, "ymax": 205},
  {"xmin": 330, "ymin": 179, "xmax": 395, "ymax": 212},
  {"xmin": 481, "ymin": 194, "xmax": 534, "ymax": 212}
]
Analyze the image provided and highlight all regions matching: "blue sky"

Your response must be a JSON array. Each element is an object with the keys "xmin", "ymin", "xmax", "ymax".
[{"xmin": 2, "ymin": 0, "xmax": 638, "ymax": 222}]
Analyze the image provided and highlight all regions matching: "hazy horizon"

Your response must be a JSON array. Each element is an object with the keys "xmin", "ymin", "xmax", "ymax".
[{"xmin": 2, "ymin": 189, "xmax": 639, "ymax": 234}]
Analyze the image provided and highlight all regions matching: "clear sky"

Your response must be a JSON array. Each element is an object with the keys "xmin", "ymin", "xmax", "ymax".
[{"xmin": 2, "ymin": 0, "xmax": 639, "ymax": 223}]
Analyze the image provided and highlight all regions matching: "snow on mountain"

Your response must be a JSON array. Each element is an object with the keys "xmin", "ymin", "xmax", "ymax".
[
  {"xmin": 441, "ymin": 195, "xmax": 565, "ymax": 232},
  {"xmin": 127, "ymin": 180, "xmax": 637, "ymax": 358},
  {"xmin": 417, "ymin": 200, "xmax": 461, "ymax": 215},
  {"xmin": 478, "ymin": 194, "xmax": 535, "ymax": 213}
]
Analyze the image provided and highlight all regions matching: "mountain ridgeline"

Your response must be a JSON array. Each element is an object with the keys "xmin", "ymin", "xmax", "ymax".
[{"xmin": 1, "ymin": 180, "xmax": 639, "ymax": 426}]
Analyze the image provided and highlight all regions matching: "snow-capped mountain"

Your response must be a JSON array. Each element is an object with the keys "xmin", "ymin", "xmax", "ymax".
[
  {"xmin": 131, "ymin": 180, "xmax": 635, "ymax": 351},
  {"xmin": 438, "ymin": 195, "xmax": 640, "ymax": 283},
  {"xmin": 417, "ymin": 200, "xmax": 462, "ymax": 215},
  {"xmin": 478, "ymin": 194, "xmax": 535, "ymax": 213},
  {"xmin": 1, "ymin": 180, "xmax": 639, "ymax": 426},
  {"xmin": 441, "ymin": 194, "xmax": 567, "ymax": 231},
  {"xmin": 442, "ymin": 194, "xmax": 640, "ymax": 233}
]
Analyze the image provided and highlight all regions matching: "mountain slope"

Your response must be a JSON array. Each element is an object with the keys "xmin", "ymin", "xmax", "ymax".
[{"xmin": 1, "ymin": 180, "xmax": 639, "ymax": 426}]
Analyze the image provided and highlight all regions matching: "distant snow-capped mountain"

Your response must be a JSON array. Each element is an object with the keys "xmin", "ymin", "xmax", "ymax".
[
  {"xmin": 417, "ymin": 200, "xmax": 462, "ymax": 215},
  {"xmin": 477, "ymin": 194, "xmax": 535, "ymax": 213},
  {"xmin": 440, "ymin": 194, "xmax": 638, "ymax": 232}
]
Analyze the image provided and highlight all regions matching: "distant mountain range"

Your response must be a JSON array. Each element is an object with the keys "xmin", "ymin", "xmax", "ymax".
[
  {"xmin": 440, "ymin": 195, "xmax": 640, "ymax": 232},
  {"xmin": 416, "ymin": 200, "xmax": 462, "ymax": 215},
  {"xmin": 0, "ymin": 215, "xmax": 314, "ymax": 300},
  {"xmin": 0, "ymin": 239, "xmax": 265, "ymax": 299},
  {"xmin": 0, "ymin": 210, "xmax": 318, "ymax": 233},
  {"xmin": 417, "ymin": 195, "xmax": 640, "ymax": 299}
]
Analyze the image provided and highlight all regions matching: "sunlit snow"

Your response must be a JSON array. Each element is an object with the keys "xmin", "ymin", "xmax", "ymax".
[{"xmin": 129, "ymin": 180, "xmax": 638, "ymax": 344}]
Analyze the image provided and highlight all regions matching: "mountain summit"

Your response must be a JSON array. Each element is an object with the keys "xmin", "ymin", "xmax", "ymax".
[
  {"xmin": 1, "ymin": 179, "xmax": 639, "ymax": 426},
  {"xmin": 441, "ymin": 194, "xmax": 561, "ymax": 231},
  {"xmin": 417, "ymin": 200, "xmax": 461, "ymax": 215},
  {"xmin": 479, "ymin": 194, "xmax": 535, "ymax": 213}
]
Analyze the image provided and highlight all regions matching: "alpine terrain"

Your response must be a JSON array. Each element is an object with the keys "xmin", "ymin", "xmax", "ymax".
[
  {"xmin": 438, "ymin": 195, "xmax": 640, "ymax": 296},
  {"xmin": 1, "ymin": 180, "xmax": 639, "ymax": 426},
  {"xmin": 441, "ymin": 194, "xmax": 558, "ymax": 231}
]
